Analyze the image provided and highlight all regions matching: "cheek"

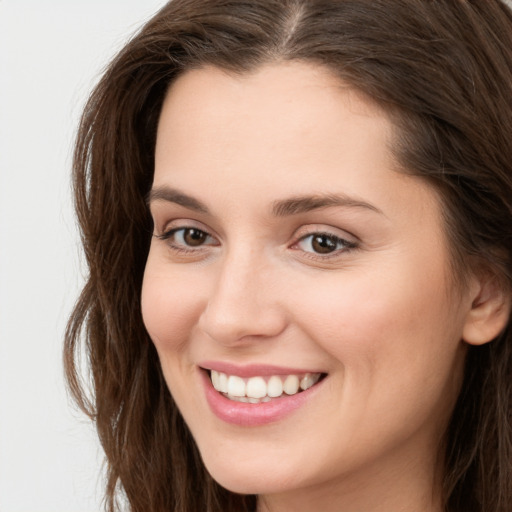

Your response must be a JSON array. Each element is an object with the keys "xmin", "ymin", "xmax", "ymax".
[
  {"xmin": 288, "ymin": 268, "xmax": 466, "ymax": 455},
  {"xmin": 140, "ymin": 260, "xmax": 208, "ymax": 412},
  {"xmin": 140, "ymin": 259, "xmax": 204, "ymax": 352},
  {"xmin": 290, "ymin": 256, "xmax": 465, "ymax": 391}
]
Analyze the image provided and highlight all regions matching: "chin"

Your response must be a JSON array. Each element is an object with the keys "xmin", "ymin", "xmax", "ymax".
[{"xmin": 200, "ymin": 447, "xmax": 302, "ymax": 495}]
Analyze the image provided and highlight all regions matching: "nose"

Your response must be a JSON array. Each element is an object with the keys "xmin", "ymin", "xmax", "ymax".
[{"xmin": 198, "ymin": 251, "xmax": 287, "ymax": 346}]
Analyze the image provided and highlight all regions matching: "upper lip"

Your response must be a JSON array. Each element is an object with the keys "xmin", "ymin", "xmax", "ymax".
[{"xmin": 199, "ymin": 361, "xmax": 326, "ymax": 377}]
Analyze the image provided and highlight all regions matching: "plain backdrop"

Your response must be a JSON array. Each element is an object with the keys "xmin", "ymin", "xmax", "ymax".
[
  {"xmin": 0, "ymin": 2, "xmax": 167, "ymax": 511},
  {"xmin": 2, "ymin": 2, "xmax": 512, "ymax": 512}
]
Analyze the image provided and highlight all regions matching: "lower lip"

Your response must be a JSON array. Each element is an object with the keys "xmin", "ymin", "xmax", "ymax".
[{"xmin": 200, "ymin": 370, "xmax": 325, "ymax": 426}]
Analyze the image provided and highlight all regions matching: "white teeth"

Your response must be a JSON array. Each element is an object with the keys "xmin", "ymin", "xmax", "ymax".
[
  {"xmin": 210, "ymin": 370, "xmax": 323, "ymax": 402},
  {"xmin": 267, "ymin": 375, "xmax": 283, "ymax": 398},
  {"xmin": 218, "ymin": 371, "xmax": 228, "ymax": 393},
  {"xmin": 246, "ymin": 376, "xmax": 267, "ymax": 398},
  {"xmin": 227, "ymin": 375, "xmax": 246, "ymax": 397},
  {"xmin": 283, "ymin": 374, "xmax": 300, "ymax": 395},
  {"xmin": 226, "ymin": 395, "xmax": 248, "ymax": 403},
  {"xmin": 211, "ymin": 370, "xmax": 220, "ymax": 390},
  {"xmin": 300, "ymin": 373, "xmax": 320, "ymax": 391}
]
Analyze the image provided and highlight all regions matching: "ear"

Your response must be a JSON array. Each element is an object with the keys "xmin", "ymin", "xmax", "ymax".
[{"xmin": 462, "ymin": 271, "xmax": 511, "ymax": 346}]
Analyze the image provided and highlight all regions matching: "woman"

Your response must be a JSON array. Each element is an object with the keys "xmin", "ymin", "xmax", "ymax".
[{"xmin": 65, "ymin": 1, "xmax": 512, "ymax": 511}]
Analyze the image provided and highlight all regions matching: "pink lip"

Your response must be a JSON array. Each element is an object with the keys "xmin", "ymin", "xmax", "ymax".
[
  {"xmin": 199, "ymin": 360, "xmax": 322, "ymax": 377},
  {"xmin": 199, "ymin": 368, "xmax": 326, "ymax": 427}
]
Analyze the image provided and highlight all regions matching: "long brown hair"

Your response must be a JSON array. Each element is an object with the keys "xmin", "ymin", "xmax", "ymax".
[{"xmin": 65, "ymin": 1, "xmax": 512, "ymax": 511}]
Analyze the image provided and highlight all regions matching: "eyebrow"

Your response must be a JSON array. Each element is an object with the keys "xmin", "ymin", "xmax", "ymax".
[
  {"xmin": 147, "ymin": 186, "xmax": 210, "ymax": 214},
  {"xmin": 147, "ymin": 186, "xmax": 382, "ymax": 217},
  {"xmin": 272, "ymin": 193, "xmax": 383, "ymax": 216}
]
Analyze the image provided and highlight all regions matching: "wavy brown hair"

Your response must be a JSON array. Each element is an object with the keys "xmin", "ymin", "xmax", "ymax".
[{"xmin": 65, "ymin": 1, "xmax": 512, "ymax": 511}]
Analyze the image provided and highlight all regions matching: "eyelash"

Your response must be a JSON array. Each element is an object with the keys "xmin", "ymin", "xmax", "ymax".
[
  {"xmin": 292, "ymin": 232, "xmax": 358, "ymax": 259},
  {"xmin": 155, "ymin": 226, "xmax": 358, "ymax": 259},
  {"xmin": 156, "ymin": 227, "xmax": 218, "ymax": 254}
]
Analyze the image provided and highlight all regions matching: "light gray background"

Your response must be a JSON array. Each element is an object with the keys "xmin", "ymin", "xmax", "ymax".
[
  {"xmin": 0, "ymin": 2, "xmax": 167, "ymax": 511},
  {"xmin": 1, "ymin": 1, "xmax": 511, "ymax": 512}
]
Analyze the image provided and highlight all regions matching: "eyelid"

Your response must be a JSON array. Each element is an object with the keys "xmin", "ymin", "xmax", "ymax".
[
  {"xmin": 154, "ymin": 218, "xmax": 216, "ymax": 238},
  {"xmin": 154, "ymin": 218, "xmax": 220, "ymax": 253},
  {"xmin": 291, "ymin": 224, "xmax": 359, "ymax": 245},
  {"xmin": 289, "ymin": 224, "xmax": 359, "ymax": 261}
]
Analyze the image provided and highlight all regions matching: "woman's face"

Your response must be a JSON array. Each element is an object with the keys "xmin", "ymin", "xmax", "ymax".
[{"xmin": 142, "ymin": 62, "xmax": 475, "ymax": 507}]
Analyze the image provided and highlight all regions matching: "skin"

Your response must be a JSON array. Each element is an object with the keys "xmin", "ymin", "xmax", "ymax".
[{"xmin": 141, "ymin": 62, "xmax": 491, "ymax": 512}]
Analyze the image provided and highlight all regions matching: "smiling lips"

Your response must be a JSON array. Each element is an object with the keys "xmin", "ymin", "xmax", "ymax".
[
  {"xmin": 210, "ymin": 370, "xmax": 323, "ymax": 404},
  {"xmin": 201, "ymin": 364, "xmax": 327, "ymax": 426}
]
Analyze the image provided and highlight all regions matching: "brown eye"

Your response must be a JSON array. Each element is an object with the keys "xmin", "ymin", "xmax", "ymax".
[
  {"xmin": 157, "ymin": 226, "xmax": 217, "ymax": 250},
  {"xmin": 296, "ymin": 232, "xmax": 356, "ymax": 256},
  {"xmin": 182, "ymin": 228, "xmax": 208, "ymax": 246},
  {"xmin": 311, "ymin": 234, "xmax": 338, "ymax": 254}
]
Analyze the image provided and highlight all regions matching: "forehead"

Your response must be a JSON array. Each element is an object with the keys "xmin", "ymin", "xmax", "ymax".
[
  {"xmin": 160, "ymin": 61, "xmax": 381, "ymax": 117},
  {"xmin": 153, "ymin": 62, "xmax": 447, "ymax": 263},
  {"xmin": 154, "ymin": 62, "xmax": 395, "ymax": 191}
]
